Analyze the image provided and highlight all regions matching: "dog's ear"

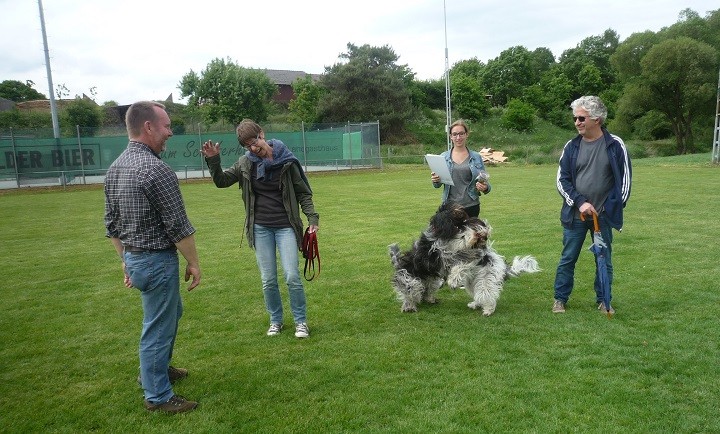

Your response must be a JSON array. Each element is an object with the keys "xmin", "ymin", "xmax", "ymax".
[
  {"xmin": 450, "ymin": 206, "xmax": 469, "ymax": 224},
  {"xmin": 436, "ymin": 202, "xmax": 451, "ymax": 213},
  {"xmin": 429, "ymin": 209, "xmax": 459, "ymax": 239}
]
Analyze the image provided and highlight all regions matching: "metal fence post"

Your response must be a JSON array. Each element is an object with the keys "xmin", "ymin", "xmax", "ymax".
[
  {"xmin": 376, "ymin": 120, "xmax": 382, "ymax": 170},
  {"xmin": 10, "ymin": 128, "xmax": 19, "ymax": 188},
  {"xmin": 301, "ymin": 121, "xmax": 308, "ymax": 173},
  {"xmin": 197, "ymin": 122, "xmax": 205, "ymax": 177},
  {"xmin": 346, "ymin": 121, "xmax": 353, "ymax": 169},
  {"xmin": 76, "ymin": 125, "xmax": 86, "ymax": 185}
]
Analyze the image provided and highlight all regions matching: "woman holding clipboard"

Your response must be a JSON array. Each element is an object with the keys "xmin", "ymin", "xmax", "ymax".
[{"xmin": 430, "ymin": 119, "xmax": 491, "ymax": 218}]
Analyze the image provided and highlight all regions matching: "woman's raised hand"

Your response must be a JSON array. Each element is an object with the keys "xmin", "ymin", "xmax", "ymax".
[{"xmin": 201, "ymin": 140, "xmax": 220, "ymax": 158}]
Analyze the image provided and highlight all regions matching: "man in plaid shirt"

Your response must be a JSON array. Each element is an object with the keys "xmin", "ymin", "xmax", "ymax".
[{"xmin": 105, "ymin": 101, "xmax": 201, "ymax": 414}]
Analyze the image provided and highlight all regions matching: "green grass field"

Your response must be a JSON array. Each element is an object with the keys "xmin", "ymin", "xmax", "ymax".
[{"xmin": 1, "ymin": 157, "xmax": 718, "ymax": 433}]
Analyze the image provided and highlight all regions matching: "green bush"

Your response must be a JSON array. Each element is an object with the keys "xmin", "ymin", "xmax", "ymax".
[
  {"xmin": 501, "ymin": 99, "xmax": 536, "ymax": 132},
  {"xmin": 62, "ymin": 98, "xmax": 101, "ymax": 137},
  {"xmin": 0, "ymin": 109, "xmax": 52, "ymax": 130},
  {"xmin": 633, "ymin": 110, "xmax": 673, "ymax": 140}
]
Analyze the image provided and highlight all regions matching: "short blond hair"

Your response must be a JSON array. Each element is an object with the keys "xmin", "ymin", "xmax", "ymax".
[{"xmin": 125, "ymin": 101, "xmax": 166, "ymax": 137}]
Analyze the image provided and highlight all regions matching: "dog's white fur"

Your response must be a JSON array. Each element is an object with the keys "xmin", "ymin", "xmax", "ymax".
[
  {"xmin": 389, "ymin": 204, "xmax": 540, "ymax": 315},
  {"xmin": 447, "ymin": 242, "xmax": 540, "ymax": 316}
]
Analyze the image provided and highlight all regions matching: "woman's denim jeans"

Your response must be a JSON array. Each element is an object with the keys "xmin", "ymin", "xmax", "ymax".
[
  {"xmin": 553, "ymin": 213, "xmax": 614, "ymax": 304},
  {"xmin": 124, "ymin": 249, "xmax": 181, "ymax": 404},
  {"xmin": 254, "ymin": 224, "xmax": 307, "ymax": 325}
]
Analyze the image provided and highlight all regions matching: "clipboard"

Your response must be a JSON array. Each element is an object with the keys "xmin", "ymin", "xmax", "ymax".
[{"xmin": 425, "ymin": 154, "xmax": 454, "ymax": 186}]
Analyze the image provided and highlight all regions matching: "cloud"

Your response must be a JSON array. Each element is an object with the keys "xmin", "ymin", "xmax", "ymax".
[{"xmin": 1, "ymin": 0, "xmax": 716, "ymax": 105}]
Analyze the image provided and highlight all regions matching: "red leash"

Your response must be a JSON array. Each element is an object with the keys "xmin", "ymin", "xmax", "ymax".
[{"xmin": 302, "ymin": 228, "xmax": 320, "ymax": 281}]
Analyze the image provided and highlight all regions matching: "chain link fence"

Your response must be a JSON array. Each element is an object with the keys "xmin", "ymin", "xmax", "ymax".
[{"xmin": 0, "ymin": 121, "xmax": 381, "ymax": 189}]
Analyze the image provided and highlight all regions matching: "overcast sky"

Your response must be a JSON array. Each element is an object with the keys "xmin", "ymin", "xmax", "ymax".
[{"xmin": 1, "ymin": 0, "xmax": 717, "ymax": 106}]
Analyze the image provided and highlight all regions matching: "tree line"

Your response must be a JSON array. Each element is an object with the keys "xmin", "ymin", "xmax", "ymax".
[{"xmin": 2, "ymin": 8, "xmax": 718, "ymax": 154}]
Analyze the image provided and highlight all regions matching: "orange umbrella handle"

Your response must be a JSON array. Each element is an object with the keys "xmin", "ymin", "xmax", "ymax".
[{"xmin": 579, "ymin": 211, "xmax": 601, "ymax": 232}]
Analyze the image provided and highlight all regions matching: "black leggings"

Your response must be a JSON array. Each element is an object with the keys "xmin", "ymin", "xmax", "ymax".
[{"xmin": 464, "ymin": 204, "xmax": 480, "ymax": 218}]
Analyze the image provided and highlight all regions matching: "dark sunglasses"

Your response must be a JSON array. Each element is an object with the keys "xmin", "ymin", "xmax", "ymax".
[{"xmin": 573, "ymin": 116, "xmax": 589, "ymax": 122}]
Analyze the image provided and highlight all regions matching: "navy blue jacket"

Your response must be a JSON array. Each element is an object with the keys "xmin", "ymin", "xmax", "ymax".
[{"xmin": 556, "ymin": 127, "xmax": 632, "ymax": 230}]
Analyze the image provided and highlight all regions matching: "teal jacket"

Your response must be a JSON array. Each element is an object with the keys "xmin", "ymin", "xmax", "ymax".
[{"xmin": 205, "ymin": 153, "xmax": 319, "ymax": 250}]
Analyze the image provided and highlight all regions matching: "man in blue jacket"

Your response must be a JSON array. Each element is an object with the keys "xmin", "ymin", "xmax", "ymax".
[{"xmin": 552, "ymin": 96, "xmax": 632, "ymax": 314}]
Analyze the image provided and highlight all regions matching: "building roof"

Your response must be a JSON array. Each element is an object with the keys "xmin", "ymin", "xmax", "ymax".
[{"xmin": 263, "ymin": 69, "xmax": 322, "ymax": 85}]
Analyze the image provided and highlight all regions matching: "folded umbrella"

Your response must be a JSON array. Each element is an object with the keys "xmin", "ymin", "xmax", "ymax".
[{"xmin": 582, "ymin": 212, "xmax": 613, "ymax": 318}]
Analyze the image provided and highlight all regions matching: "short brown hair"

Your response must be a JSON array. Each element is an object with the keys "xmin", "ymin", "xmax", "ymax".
[
  {"xmin": 125, "ymin": 101, "xmax": 166, "ymax": 137},
  {"xmin": 235, "ymin": 119, "xmax": 262, "ymax": 145}
]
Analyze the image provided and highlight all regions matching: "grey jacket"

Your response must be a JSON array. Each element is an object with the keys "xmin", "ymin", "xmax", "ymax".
[{"xmin": 205, "ymin": 153, "xmax": 319, "ymax": 250}]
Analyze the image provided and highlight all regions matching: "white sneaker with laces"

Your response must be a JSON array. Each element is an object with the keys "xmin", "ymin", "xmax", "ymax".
[
  {"xmin": 267, "ymin": 323, "xmax": 283, "ymax": 336},
  {"xmin": 295, "ymin": 323, "xmax": 310, "ymax": 338}
]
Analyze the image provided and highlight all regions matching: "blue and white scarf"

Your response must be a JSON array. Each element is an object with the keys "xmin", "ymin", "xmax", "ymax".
[{"xmin": 246, "ymin": 139, "xmax": 310, "ymax": 189}]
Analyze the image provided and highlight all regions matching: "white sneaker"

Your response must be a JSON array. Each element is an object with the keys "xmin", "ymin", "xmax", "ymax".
[
  {"xmin": 294, "ymin": 323, "xmax": 310, "ymax": 338},
  {"xmin": 267, "ymin": 323, "xmax": 283, "ymax": 336}
]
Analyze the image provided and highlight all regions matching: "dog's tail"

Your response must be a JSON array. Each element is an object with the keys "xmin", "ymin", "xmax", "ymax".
[
  {"xmin": 388, "ymin": 243, "xmax": 401, "ymax": 268},
  {"xmin": 505, "ymin": 255, "xmax": 541, "ymax": 279}
]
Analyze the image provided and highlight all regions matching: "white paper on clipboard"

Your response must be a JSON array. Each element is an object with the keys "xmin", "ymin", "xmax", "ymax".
[{"xmin": 425, "ymin": 154, "xmax": 454, "ymax": 186}]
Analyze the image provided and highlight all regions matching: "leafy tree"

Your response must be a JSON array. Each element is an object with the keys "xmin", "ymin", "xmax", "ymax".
[
  {"xmin": 0, "ymin": 80, "xmax": 46, "ymax": 101},
  {"xmin": 523, "ymin": 66, "xmax": 573, "ymax": 127},
  {"xmin": 288, "ymin": 75, "xmax": 323, "ymax": 124},
  {"xmin": 610, "ymin": 31, "xmax": 661, "ymax": 82},
  {"xmin": 481, "ymin": 46, "xmax": 536, "ymax": 106},
  {"xmin": 662, "ymin": 8, "xmax": 720, "ymax": 49},
  {"xmin": 558, "ymin": 30, "xmax": 620, "ymax": 98},
  {"xmin": 529, "ymin": 47, "xmax": 556, "ymax": 77},
  {"xmin": 409, "ymin": 78, "xmax": 445, "ymax": 110},
  {"xmin": 452, "ymin": 57, "xmax": 485, "ymax": 79},
  {"xmin": 617, "ymin": 37, "xmax": 717, "ymax": 154},
  {"xmin": 178, "ymin": 57, "xmax": 277, "ymax": 125},
  {"xmin": 318, "ymin": 43, "xmax": 414, "ymax": 139},
  {"xmin": 577, "ymin": 63, "xmax": 604, "ymax": 96},
  {"xmin": 55, "ymin": 83, "xmax": 70, "ymax": 99},
  {"xmin": 450, "ymin": 73, "xmax": 490, "ymax": 122}
]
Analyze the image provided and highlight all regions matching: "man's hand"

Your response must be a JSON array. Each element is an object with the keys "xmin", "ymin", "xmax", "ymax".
[
  {"xmin": 122, "ymin": 262, "xmax": 132, "ymax": 288},
  {"xmin": 184, "ymin": 264, "xmax": 201, "ymax": 291},
  {"xmin": 579, "ymin": 202, "xmax": 597, "ymax": 216}
]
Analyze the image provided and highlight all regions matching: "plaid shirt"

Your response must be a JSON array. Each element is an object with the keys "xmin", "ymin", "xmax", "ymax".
[{"xmin": 104, "ymin": 141, "xmax": 195, "ymax": 249}]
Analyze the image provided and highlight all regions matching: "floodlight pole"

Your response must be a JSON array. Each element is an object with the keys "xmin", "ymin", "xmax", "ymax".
[
  {"xmin": 712, "ymin": 64, "xmax": 720, "ymax": 164},
  {"xmin": 38, "ymin": 0, "xmax": 60, "ymax": 139},
  {"xmin": 444, "ymin": 0, "xmax": 452, "ymax": 151}
]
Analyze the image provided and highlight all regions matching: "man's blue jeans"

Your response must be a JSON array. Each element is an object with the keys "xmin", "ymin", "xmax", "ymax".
[
  {"xmin": 553, "ymin": 213, "xmax": 614, "ymax": 304},
  {"xmin": 253, "ymin": 224, "xmax": 307, "ymax": 325},
  {"xmin": 124, "ymin": 249, "xmax": 181, "ymax": 404}
]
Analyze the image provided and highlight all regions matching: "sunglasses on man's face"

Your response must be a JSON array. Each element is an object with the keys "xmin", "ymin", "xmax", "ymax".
[{"xmin": 573, "ymin": 116, "xmax": 589, "ymax": 122}]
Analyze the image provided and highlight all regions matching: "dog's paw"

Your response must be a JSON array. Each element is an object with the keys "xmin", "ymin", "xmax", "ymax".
[
  {"xmin": 467, "ymin": 301, "xmax": 480, "ymax": 309},
  {"xmin": 401, "ymin": 301, "xmax": 418, "ymax": 313},
  {"xmin": 447, "ymin": 277, "xmax": 463, "ymax": 289},
  {"xmin": 423, "ymin": 296, "xmax": 439, "ymax": 304},
  {"xmin": 482, "ymin": 308, "xmax": 495, "ymax": 317}
]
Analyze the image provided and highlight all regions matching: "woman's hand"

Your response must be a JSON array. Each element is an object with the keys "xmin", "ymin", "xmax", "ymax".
[
  {"xmin": 431, "ymin": 172, "xmax": 440, "ymax": 183},
  {"xmin": 476, "ymin": 181, "xmax": 488, "ymax": 193},
  {"xmin": 201, "ymin": 140, "xmax": 220, "ymax": 158}
]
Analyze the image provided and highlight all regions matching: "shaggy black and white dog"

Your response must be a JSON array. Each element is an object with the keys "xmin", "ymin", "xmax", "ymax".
[{"xmin": 388, "ymin": 203, "xmax": 540, "ymax": 315}]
